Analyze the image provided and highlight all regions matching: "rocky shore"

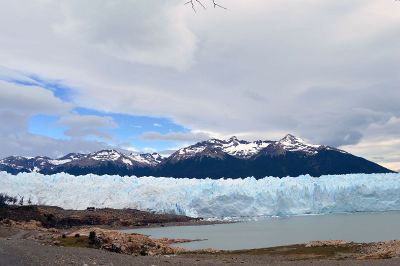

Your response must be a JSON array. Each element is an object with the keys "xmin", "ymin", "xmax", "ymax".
[
  {"xmin": 0, "ymin": 219, "xmax": 189, "ymax": 256},
  {"xmin": 0, "ymin": 204, "xmax": 217, "ymax": 258},
  {"xmin": 2, "ymin": 218, "xmax": 400, "ymax": 265},
  {"xmin": 2, "ymin": 205, "xmax": 400, "ymax": 265}
]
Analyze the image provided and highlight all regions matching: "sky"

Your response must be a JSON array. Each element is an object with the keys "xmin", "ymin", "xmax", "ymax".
[{"xmin": 0, "ymin": 0, "xmax": 399, "ymax": 171}]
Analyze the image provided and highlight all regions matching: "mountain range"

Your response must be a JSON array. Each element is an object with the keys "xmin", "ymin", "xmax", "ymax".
[{"xmin": 0, "ymin": 134, "xmax": 394, "ymax": 178}]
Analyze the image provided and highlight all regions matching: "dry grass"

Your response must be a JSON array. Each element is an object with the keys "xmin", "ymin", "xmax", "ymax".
[{"xmin": 210, "ymin": 244, "xmax": 363, "ymax": 260}]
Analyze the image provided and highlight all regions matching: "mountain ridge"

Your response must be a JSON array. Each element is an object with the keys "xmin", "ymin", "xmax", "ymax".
[{"xmin": 0, "ymin": 134, "xmax": 394, "ymax": 178}]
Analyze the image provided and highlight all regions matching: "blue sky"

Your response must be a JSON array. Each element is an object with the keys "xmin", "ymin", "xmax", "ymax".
[
  {"xmin": 3, "ymin": 74, "xmax": 193, "ymax": 154},
  {"xmin": 26, "ymin": 84, "xmax": 192, "ymax": 153},
  {"xmin": 28, "ymin": 111, "xmax": 188, "ymax": 152}
]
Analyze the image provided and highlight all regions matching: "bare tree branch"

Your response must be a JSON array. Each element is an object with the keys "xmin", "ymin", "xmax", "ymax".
[
  {"xmin": 212, "ymin": 0, "xmax": 227, "ymax": 9},
  {"xmin": 185, "ymin": 0, "xmax": 196, "ymax": 12},
  {"xmin": 185, "ymin": 0, "xmax": 226, "ymax": 12},
  {"xmin": 196, "ymin": 0, "xmax": 207, "ymax": 10}
]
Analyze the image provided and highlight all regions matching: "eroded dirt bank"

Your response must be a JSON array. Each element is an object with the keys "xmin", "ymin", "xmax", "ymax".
[{"xmin": 0, "ymin": 205, "xmax": 203, "ymax": 228}]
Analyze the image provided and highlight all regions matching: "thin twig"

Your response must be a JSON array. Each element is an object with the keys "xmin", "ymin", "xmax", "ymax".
[
  {"xmin": 185, "ymin": 0, "xmax": 227, "ymax": 12},
  {"xmin": 185, "ymin": 0, "xmax": 196, "ymax": 12},
  {"xmin": 196, "ymin": 0, "xmax": 206, "ymax": 10},
  {"xmin": 212, "ymin": 0, "xmax": 227, "ymax": 9}
]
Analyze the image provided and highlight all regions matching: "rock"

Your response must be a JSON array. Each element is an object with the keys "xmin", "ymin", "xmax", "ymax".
[
  {"xmin": 305, "ymin": 240, "xmax": 353, "ymax": 247},
  {"xmin": 69, "ymin": 227, "xmax": 184, "ymax": 256},
  {"xmin": 357, "ymin": 251, "xmax": 393, "ymax": 260},
  {"xmin": 361, "ymin": 240, "xmax": 400, "ymax": 259}
]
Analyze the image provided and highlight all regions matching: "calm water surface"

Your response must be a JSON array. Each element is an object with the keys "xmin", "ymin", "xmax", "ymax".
[{"xmin": 123, "ymin": 211, "xmax": 400, "ymax": 250}]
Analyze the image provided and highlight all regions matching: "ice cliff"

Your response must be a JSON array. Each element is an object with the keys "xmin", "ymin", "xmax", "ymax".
[{"xmin": 1, "ymin": 172, "xmax": 399, "ymax": 218}]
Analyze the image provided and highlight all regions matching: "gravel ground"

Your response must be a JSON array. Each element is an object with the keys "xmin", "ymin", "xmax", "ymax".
[
  {"xmin": 1, "ymin": 237, "xmax": 400, "ymax": 266},
  {"xmin": 2, "ymin": 226, "xmax": 400, "ymax": 266}
]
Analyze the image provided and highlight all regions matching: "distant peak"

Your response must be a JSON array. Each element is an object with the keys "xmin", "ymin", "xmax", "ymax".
[
  {"xmin": 228, "ymin": 136, "xmax": 239, "ymax": 141},
  {"xmin": 130, "ymin": 152, "xmax": 161, "ymax": 157},
  {"xmin": 277, "ymin": 134, "xmax": 322, "ymax": 155},
  {"xmin": 280, "ymin": 134, "xmax": 305, "ymax": 143},
  {"xmin": 96, "ymin": 149, "xmax": 119, "ymax": 153},
  {"xmin": 283, "ymin": 133, "xmax": 296, "ymax": 138},
  {"xmin": 205, "ymin": 136, "xmax": 241, "ymax": 144}
]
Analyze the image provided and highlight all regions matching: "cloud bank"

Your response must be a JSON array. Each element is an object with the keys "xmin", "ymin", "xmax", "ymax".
[{"xmin": 0, "ymin": 0, "xmax": 398, "ymax": 169}]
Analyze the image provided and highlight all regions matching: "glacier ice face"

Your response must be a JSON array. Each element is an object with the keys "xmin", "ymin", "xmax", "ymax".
[{"xmin": 0, "ymin": 172, "xmax": 400, "ymax": 218}]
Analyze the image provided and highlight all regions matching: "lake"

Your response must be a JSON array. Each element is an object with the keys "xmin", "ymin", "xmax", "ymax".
[{"xmin": 123, "ymin": 211, "xmax": 400, "ymax": 250}]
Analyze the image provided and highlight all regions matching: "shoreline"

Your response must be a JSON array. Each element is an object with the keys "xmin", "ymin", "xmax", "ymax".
[
  {"xmin": 117, "ymin": 219, "xmax": 231, "ymax": 230},
  {"xmin": 2, "ymin": 205, "xmax": 400, "ymax": 264},
  {"xmin": 1, "ymin": 224, "xmax": 400, "ymax": 265}
]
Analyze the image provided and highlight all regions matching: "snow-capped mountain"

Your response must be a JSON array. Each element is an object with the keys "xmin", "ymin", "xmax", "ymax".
[
  {"xmin": 158, "ymin": 134, "xmax": 391, "ymax": 178},
  {"xmin": 168, "ymin": 134, "xmax": 344, "ymax": 161},
  {"xmin": 255, "ymin": 134, "xmax": 347, "ymax": 157},
  {"xmin": 84, "ymin": 150, "xmax": 162, "ymax": 167},
  {"xmin": 0, "ymin": 150, "xmax": 163, "ymax": 175},
  {"xmin": 275, "ymin": 134, "xmax": 322, "ymax": 154},
  {"xmin": 169, "ymin": 136, "xmax": 273, "ymax": 162},
  {"xmin": 0, "ymin": 134, "xmax": 393, "ymax": 178},
  {"xmin": 128, "ymin": 152, "xmax": 163, "ymax": 166}
]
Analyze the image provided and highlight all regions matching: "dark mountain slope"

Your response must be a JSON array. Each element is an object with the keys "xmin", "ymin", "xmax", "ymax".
[{"xmin": 0, "ymin": 134, "xmax": 394, "ymax": 178}]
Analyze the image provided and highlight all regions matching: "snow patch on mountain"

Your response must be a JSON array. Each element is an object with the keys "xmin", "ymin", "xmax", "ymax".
[
  {"xmin": 1, "ymin": 172, "xmax": 399, "ymax": 218},
  {"xmin": 128, "ymin": 152, "xmax": 163, "ymax": 166},
  {"xmin": 222, "ymin": 137, "xmax": 272, "ymax": 158},
  {"xmin": 49, "ymin": 159, "xmax": 73, "ymax": 165},
  {"xmin": 48, "ymin": 153, "xmax": 86, "ymax": 166},
  {"xmin": 170, "ymin": 134, "xmax": 341, "ymax": 161},
  {"xmin": 277, "ymin": 134, "xmax": 321, "ymax": 155},
  {"xmin": 91, "ymin": 150, "xmax": 122, "ymax": 161},
  {"xmin": 121, "ymin": 158, "xmax": 133, "ymax": 166},
  {"xmin": 172, "ymin": 136, "xmax": 273, "ymax": 160}
]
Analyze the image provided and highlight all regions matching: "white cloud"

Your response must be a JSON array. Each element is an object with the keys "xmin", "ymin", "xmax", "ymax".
[
  {"xmin": 54, "ymin": 0, "xmax": 196, "ymax": 70},
  {"xmin": 342, "ymin": 115, "xmax": 400, "ymax": 171},
  {"xmin": 0, "ymin": 80, "xmax": 118, "ymax": 157},
  {"xmin": 141, "ymin": 131, "xmax": 210, "ymax": 142},
  {"xmin": 58, "ymin": 114, "xmax": 117, "ymax": 139},
  {"xmin": 0, "ymin": 81, "xmax": 71, "ymax": 139},
  {"xmin": 343, "ymin": 138, "xmax": 400, "ymax": 172},
  {"xmin": 0, "ymin": 81, "xmax": 71, "ymax": 116},
  {"xmin": 0, "ymin": 132, "xmax": 112, "ymax": 159},
  {"xmin": 0, "ymin": 0, "xmax": 399, "ymax": 166}
]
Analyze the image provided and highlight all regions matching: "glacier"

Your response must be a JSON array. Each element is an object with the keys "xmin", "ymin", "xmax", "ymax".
[{"xmin": 1, "ymin": 171, "xmax": 400, "ymax": 218}]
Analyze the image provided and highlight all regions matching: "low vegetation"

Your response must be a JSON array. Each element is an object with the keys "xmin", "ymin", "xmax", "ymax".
[
  {"xmin": 58, "ymin": 235, "xmax": 96, "ymax": 248},
  {"xmin": 0, "ymin": 193, "xmax": 17, "ymax": 206},
  {"xmin": 230, "ymin": 244, "xmax": 362, "ymax": 260},
  {"xmin": 58, "ymin": 231, "xmax": 100, "ymax": 249}
]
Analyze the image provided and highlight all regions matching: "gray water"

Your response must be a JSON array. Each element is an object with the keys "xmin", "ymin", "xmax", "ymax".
[{"xmin": 123, "ymin": 211, "xmax": 400, "ymax": 250}]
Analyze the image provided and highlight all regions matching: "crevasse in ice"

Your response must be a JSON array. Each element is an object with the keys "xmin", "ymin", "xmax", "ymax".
[{"xmin": 0, "ymin": 172, "xmax": 399, "ymax": 218}]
